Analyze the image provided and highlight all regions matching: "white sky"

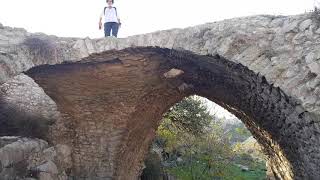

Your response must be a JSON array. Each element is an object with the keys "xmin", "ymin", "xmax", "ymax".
[
  {"xmin": 0, "ymin": 0, "xmax": 315, "ymax": 38},
  {"xmin": 202, "ymin": 97, "xmax": 238, "ymax": 122}
]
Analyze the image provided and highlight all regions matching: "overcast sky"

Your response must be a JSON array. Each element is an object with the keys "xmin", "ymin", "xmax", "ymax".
[{"xmin": 0, "ymin": 0, "xmax": 315, "ymax": 38}]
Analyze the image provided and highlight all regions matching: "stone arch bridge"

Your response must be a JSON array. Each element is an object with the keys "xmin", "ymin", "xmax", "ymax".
[{"xmin": 1, "ymin": 13, "xmax": 320, "ymax": 179}]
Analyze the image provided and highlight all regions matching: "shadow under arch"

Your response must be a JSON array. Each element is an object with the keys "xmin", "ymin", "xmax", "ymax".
[{"xmin": 25, "ymin": 47, "xmax": 320, "ymax": 180}]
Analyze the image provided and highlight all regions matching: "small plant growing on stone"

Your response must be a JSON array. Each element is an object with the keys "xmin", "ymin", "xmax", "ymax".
[
  {"xmin": 311, "ymin": 6, "xmax": 320, "ymax": 23},
  {"xmin": 22, "ymin": 36, "xmax": 57, "ymax": 63}
]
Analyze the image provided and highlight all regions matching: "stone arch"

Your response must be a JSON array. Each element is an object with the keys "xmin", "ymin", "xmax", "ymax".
[{"xmin": 24, "ymin": 47, "xmax": 320, "ymax": 180}]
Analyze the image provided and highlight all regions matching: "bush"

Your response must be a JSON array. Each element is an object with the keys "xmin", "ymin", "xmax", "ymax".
[
  {"xmin": 311, "ymin": 7, "xmax": 320, "ymax": 22},
  {"xmin": 163, "ymin": 96, "xmax": 212, "ymax": 136},
  {"xmin": 22, "ymin": 36, "xmax": 57, "ymax": 63}
]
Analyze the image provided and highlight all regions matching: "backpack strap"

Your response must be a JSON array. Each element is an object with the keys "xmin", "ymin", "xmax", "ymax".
[
  {"xmin": 104, "ymin": 7, "xmax": 118, "ymax": 17},
  {"xmin": 114, "ymin": 7, "xmax": 118, "ymax": 17}
]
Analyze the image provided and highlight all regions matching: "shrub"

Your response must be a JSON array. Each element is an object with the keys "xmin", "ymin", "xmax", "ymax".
[
  {"xmin": 22, "ymin": 36, "xmax": 57, "ymax": 63},
  {"xmin": 311, "ymin": 7, "xmax": 320, "ymax": 23}
]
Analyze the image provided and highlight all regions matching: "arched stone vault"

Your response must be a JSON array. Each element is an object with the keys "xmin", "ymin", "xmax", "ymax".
[
  {"xmin": 25, "ymin": 48, "xmax": 188, "ymax": 179},
  {"xmin": 25, "ymin": 47, "xmax": 320, "ymax": 179},
  {"xmin": 1, "ymin": 13, "xmax": 320, "ymax": 179}
]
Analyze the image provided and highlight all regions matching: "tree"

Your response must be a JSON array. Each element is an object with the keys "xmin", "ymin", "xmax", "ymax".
[{"xmin": 163, "ymin": 96, "xmax": 212, "ymax": 135}]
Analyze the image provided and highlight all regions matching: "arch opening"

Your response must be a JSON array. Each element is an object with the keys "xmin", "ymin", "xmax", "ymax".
[{"xmin": 141, "ymin": 95, "xmax": 268, "ymax": 180}]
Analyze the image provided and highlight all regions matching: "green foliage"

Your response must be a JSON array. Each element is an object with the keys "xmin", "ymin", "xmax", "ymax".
[
  {"xmin": 168, "ymin": 159, "xmax": 266, "ymax": 180},
  {"xmin": 222, "ymin": 163, "xmax": 266, "ymax": 180},
  {"xmin": 143, "ymin": 96, "xmax": 266, "ymax": 179},
  {"xmin": 163, "ymin": 96, "xmax": 212, "ymax": 135},
  {"xmin": 226, "ymin": 123, "xmax": 252, "ymax": 144},
  {"xmin": 166, "ymin": 134, "xmax": 234, "ymax": 180},
  {"xmin": 233, "ymin": 138, "xmax": 267, "ymax": 162}
]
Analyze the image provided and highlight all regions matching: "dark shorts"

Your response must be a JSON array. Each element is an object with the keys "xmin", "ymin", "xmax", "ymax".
[{"xmin": 104, "ymin": 22, "xmax": 119, "ymax": 37}]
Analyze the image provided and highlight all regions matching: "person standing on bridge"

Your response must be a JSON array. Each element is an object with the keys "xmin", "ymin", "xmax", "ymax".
[{"xmin": 99, "ymin": 0, "xmax": 121, "ymax": 37}]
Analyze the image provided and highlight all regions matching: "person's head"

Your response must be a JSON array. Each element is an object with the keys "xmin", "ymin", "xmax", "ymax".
[{"xmin": 107, "ymin": 0, "xmax": 114, "ymax": 6}]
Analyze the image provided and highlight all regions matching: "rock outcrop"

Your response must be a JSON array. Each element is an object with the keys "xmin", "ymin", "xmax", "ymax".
[
  {"xmin": 1, "ymin": 13, "xmax": 320, "ymax": 179},
  {"xmin": 0, "ymin": 137, "xmax": 71, "ymax": 180}
]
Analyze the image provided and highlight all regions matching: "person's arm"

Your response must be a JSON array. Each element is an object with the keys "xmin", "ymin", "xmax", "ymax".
[
  {"xmin": 118, "ymin": 18, "xmax": 121, "ymax": 27},
  {"xmin": 116, "ymin": 9, "xmax": 121, "ymax": 26},
  {"xmin": 99, "ymin": 10, "xmax": 104, "ymax": 30},
  {"xmin": 99, "ymin": 16, "xmax": 102, "ymax": 30}
]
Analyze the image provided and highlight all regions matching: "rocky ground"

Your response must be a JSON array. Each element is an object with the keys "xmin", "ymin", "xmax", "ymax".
[{"xmin": 0, "ymin": 137, "xmax": 71, "ymax": 180}]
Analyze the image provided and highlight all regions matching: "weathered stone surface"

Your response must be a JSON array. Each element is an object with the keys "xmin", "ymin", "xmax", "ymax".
[
  {"xmin": 163, "ymin": 68, "xmax": 184, "ymax": 78},
  {"xmin": 0, "ymin": 74, "xmax": 59, "ymax": 121},
  {"xmin": 299, "ymin": 19, "xmax": 313, "ymax": 31},
  {"xmin": 1, "ymin": 12, "xmax": 320, "ymax": 180},
  {"xmin": 0, "ymin": 138, "xmax": 48, "ymax": 179},
  {"xmin": 0, "ymin": 136, "xmax": 20, "ymax": 148},
  {"xmin": 37, "ymin": 160, "xmax": 59, "ymax": 180},
  {"xmin": 0, "ymin": 138, "xmax": 48, "ymax": 168},
  {"xmin": 0, "ymin": 137, "xmax": 71, "ymax": 180},
  {"xmin": 308, "ymin": 61, "xmax": 320, "ymax": 74}
]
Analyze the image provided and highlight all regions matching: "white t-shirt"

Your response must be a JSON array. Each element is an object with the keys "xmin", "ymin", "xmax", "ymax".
[{"xmin": 100, "ymin": 6, "xmax": 119, "ymax": 23}]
